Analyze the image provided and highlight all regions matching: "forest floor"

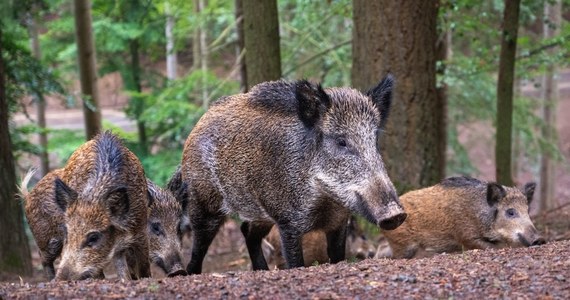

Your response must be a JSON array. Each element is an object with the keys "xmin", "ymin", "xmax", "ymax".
[
  {"xmin": 1, "ymin": 209, "xmax": 569, "ymax": 299},
  {"xmin": 3, "ymin": 71, "xmax": 570, "ymax": 298}
]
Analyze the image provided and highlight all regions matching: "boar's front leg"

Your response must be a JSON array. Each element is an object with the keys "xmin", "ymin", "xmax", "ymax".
[
  {"xmin": 240, "ymin": 221, "xmax": 273, "ymax": 270},
  {"xmin": 126, "ymin": 241, "xmax": 151, "ymax": 279},
  {"xmin": 326, "ymin": 221, "xmax": 348, "ymax": 264},
  {"xmin": 113, "ymin": 251, "xmax": 132, "ymax": 280},
  {"xmin": 42, "ymin": 237, "xmax": 63, "ymax": 280},
  {"xmin": 277, "ymin": 223, "xmax": 304, "ymax": 269}
]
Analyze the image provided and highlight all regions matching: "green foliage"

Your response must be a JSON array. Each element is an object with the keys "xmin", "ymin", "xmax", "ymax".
[{"xmin": 280, "ymin": 0, "xmax": 352, "ymax": 86}]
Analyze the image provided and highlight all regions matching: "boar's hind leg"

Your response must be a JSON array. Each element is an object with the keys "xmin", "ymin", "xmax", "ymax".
[
  {"xmin": 326, "ymin": 222, "xmax": 348, "ymax": 264},
  {"xmin": 240, "ymin": 221, "xmax": 273, "ymax": 271},
  {"xmin": 186, "ymin": 213, "xmax": 225, "ymax": 275},
  {"xmin": 277, "ymin": 224, "xmax": 305, "ymax": 269}
]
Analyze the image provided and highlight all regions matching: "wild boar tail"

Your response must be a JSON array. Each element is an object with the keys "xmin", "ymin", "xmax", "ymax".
[{"xmin": 18, "ymin": 167, "xmax": 37, "ymax": 201}]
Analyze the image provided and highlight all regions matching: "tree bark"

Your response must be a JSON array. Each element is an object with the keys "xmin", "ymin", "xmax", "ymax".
[
  {"xmin": 73, "ymin": 0, "xmax": 102, "ymax": 140},
  {"xmin": 539, "ymin": 0, "xmax": 561, "ymax": 212},
  {"xmin": 495, "ymin": 0, "xmax": 521, "ymax": 186},
  {"xmin": 352, "ymin": 0, "xmax": 442, "ymax": 192},
  {"xmin": 0, "ymin": 27, "xmax": 33, "ymax": 277},
  {"xmin": 129, "ymin": 39, "xmax": 148, "ymax": 156},
  {"xmin": 235, "ymin": 0, "xmax": 247, "ymax": 92},
  {"xmin": 165, "ymin": 2, "xmax": 177, "ymax": 81},
  {"xmin": 242, "ymin": 0, "xmax": 281, "ymax": 89},
  {"xmin": 28, "ymin": 11, "xmax": 49, "ymax": 176}
]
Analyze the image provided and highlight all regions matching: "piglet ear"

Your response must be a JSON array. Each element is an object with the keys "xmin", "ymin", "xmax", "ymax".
[
  {"xmin": 366, "ymin": 74, "xmax": 394, "ymax": 129},
  {"xmin": 486, "ymin": 182, "xmax": 506, "ymax": 207},
  {"xmin": 176, "ymin": 182, "xmax": 189, "ymax": 214},
  {"xmin": 296, "ymin": 80, "xmax": 331, "ymax": 128},
  {"xmin": 523, "ymin": 182, "xmax": 536, "ymax": 205},
  {"xmin": 105, "ymin": 186, "xmax": 129, "ymax": 223},
  {"xmin": 54, "ymin": 177, "xmax": 77, "ymax": 212}
]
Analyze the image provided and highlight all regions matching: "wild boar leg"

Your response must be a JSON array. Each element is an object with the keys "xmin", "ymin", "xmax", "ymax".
[
  {"xmin": 42, "ymin": 237, "xmax": 63, "ymax": 280},
  {"xmin": 240, "ymin": 221, "xmax": 273, "ymax": 270},
  {"xmin": 186, "ymin": 214, "xmax": 225, "ymax": 274},
  {"xmin": 278, "ymin": 224, "xmax": 304, "ymax": 268},
  {"xmin": 126, "ymin": 242, "xmax": 151, "ymax": 279},
  {"xmin": 326, "ymin": 222, "xmax": 348, "ymax": 263},
  {"xmin": 113, "ymin": 251, "xmax": 132, "ymax": 281}
]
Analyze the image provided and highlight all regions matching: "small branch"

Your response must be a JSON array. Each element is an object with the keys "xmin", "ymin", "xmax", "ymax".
[{"xmin": 283, "ymin": 39, "xmax": 351, "ymax": 77}]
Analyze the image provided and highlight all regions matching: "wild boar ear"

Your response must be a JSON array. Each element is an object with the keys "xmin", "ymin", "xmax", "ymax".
[
  {"xmin": 523, "ymin": 182, "xmax": 536, "ymax": 205},
  {"xmin": 486, "ymin": 182, "xmax": 506, "ymax": 207},
  {"xmin": 166, "ymin": 166, "xmax": 182, "ymax": 195},
  {"xmin": 54, "ymin": 177, "xmax": 77, "ymax": 212},
  {"xmin": 295, "ymin": 80, "xmax": 331, "ymax": 128},
  {"xmin": 105, "ymin": 186, "xmax": 130, "ymax": 222},
  {"xmin": 366, "ymin": 74, "xmax": 394, "ymax": 129}
]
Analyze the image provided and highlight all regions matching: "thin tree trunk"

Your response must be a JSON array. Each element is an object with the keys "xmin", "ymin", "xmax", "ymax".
[
  {"xmin": 0, "ymin": 27, "xmax": 33, "ymax": 277},
  {"xmin": 539, "ymin": 0, "xmax": 561, "ymax": 212},
  {"xmin": 130, "ymin": 39, "xmax": 148, "ymax": 156},
  {"xmin": 28, "ymin": 12, "xmax": 49, "ymax": 176},
  {"xmin": 352, "ymin": 0, "xmax": 442, "ymax": 192},
  {"xmin": 73, "ymin": 0, "xmax": 102, "ymax": 140},
  {"xmin": 436, "ymin": 20, "xmax": 451, "ymax": 178},
  {"xmin": 198, "ymin": 0, "xmax": 209, "ymax": 108},
  {"xmin": 242, "ymin": 0, "xmax": 281, "ymax": 89},
  {"xmin": 495, "ymin": 0, "xmax": 521, "ymax": 186},
  {"xmin": 165, "ymin": 2, "xmax": 177, "ymax": 81},
  {"xmin": 235, "ymin": 0, "xmax": 247, "ymax": 92}
]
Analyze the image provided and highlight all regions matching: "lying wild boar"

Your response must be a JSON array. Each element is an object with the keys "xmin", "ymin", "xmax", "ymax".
[
  {"xmin": 383, "ymin": 176, "xmax": 546, "ymax": 259},
  {"xmin": 262, "ymin": 217, "xmax": 377, "ymax": 269},
  {"xmin": 23, "ymin": 132, "xmax": 150, "ymax": 281},
  {"xmin": 179, "ymin": 75, "xmax": 406, "ymax": 274},
  {"xmin": 22, "ymin": 167, "xmax": 189, "ymax": 279},
  {"xmin": 146, "ymin": 179, "xmax": 188, "ymax": 277}
]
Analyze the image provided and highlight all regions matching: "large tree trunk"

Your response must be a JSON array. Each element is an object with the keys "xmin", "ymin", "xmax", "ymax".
[
  {"xmin": 129, "ymin": 39, "xmax": 148, "ymax": 156},
  {"xmin": 28, "ymin": 11, "xmax": 49, "ymax": 176},
  {"xmin": 495, "ymin": 0, "xmax": 521, "ymax": 186},
  {"xmin": 0, "ymin": 27, "xmax": 33, "ymax": 277},
  {"xmin": 539, "ymin": 0, "xmax": 561, "ymax": 212},
  {"xmin": 73, "ymin": 0, "xmax": 102, "ymax": 140},
  {"xmin": 235, "ymin": 0, "xmax": 247, "ymax": 92},
  {"xmin": 165, "ymin": 2, "xmax": 177, "ymax": 81},
  {"xmin": 352, "ymin": 0, "xmax": 442, "ymax": 192},
  {"xmin": 436, "ymin": 18, "xmax": 452, "ymax": 178},
  {"xmin": 242, "ymin": 0, "xmax": 281, "ymax": 89}
]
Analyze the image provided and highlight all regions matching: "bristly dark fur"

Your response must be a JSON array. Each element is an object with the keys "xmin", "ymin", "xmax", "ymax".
[
  {"xmin": 94, "ymin": 131, "xmax": 124, "ymax": 177},
  {"xmin": 440, "ymin": 176, "xmax": 484, "ymax": 188},
  {"xmin": 295, "ymin": 80, "xmax": 331, "ymax": 128}
]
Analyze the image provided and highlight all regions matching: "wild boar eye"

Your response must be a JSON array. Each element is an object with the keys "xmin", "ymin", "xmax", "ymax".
[
  {"xmin": 84, "ymin": 232, "xmax": 102, "ymax": 248},
  {"xmin": 151, "ymin": 222, "xmax": 163, "ymax": 236},
  {"xmin": 336, "ymin": 137, "xmax": 347, "ymax": 148},
  {"xmin": 505, "ymin": 208, "xmax": 518, "ymax": 218}
]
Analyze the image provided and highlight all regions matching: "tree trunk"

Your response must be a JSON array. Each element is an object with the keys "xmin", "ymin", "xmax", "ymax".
[
  {"xmin": 0, "ymin": 27, "xmax": 33, "ymax": 277},
  {"xmin": 235, "ymin": 0, "xmax": 247, "ymax": 92},
  {"xmin": 199, "ymin": 0, "xmax": 209, "ymax": 108},
  {"xmin": 539, "ymin": 0, "xmax": 561, "ymax": 212},
  {"xmin": 495, "ymin": 0, "xmax": 521, "ymax": 186},
  {"xmin": 73, "ymin": 0, "xmax": 102, "ymax": 140},
  {"xmin": 352, "ymin": 0, "xmax": 442, "ymax": 192},
  {"xmin": 242, "ymin": 0, "xmax": 281, "ymax": 89},
  {"xmin": 436, "ymin": 18, "xmax": 452, "ymax": 178},
  {"xmin": 129, "ymin": 39, "xmax": 148, "ymax": 156},
  {"xmin": 165, "ymin": 2, "xmax": 177, "ymax": 81},
  {"xmin": 28, "ymin": 12, "xmax": 49, "ymax": 176}
]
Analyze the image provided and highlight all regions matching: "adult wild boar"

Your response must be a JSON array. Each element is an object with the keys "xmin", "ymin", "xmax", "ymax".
[
  {"xmin": 179, "ymin": 75, "xmax": 406, "ymax": 274},
  {"xmin": 383, "ymin": 176, "xmax": 546, "ymax": 259},
  {"xmin": 23, "ymin": 132, "xmax": 151, "ymax": 281}
]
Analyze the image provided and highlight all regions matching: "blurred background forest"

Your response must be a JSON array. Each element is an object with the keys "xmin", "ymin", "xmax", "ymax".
[{"xmin": 0, "ymin": 0, "xmax": 569, "ymax": 278}]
